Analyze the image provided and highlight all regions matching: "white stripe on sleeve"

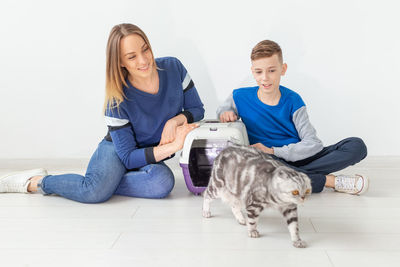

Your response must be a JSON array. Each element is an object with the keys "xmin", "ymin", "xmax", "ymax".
[
  {"xmin": 182, "ymin": 73, "xmax": 191, "ymax": 90},
  {"xmin": 104, "ymin": 116, "xmax": 129, "ymax": 127}
]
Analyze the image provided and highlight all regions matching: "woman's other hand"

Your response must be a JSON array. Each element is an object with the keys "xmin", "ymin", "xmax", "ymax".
[{"xmin": 159, "ymin": 119, "xmax": 178, "ymax": 145}]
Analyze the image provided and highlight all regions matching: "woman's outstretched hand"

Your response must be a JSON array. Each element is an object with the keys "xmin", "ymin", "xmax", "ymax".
[
  {"xmin": 153, "ymin": 122, "xmax": 199, "ymax": 162},
  {"xmin": 172, "ymin": 123, "xmax": 199, "ymax": 151}
]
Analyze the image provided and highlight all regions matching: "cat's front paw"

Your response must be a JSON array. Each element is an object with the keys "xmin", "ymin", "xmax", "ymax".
[
  {"xmin": 292, "ymin": 240, "xmax": 307, "ymax": 248},
  {"xmin": 248, "ymin": 230, "xmax": 260, "ymax": 238},
  {"xmin": 202, "ymin": 210, "xmax": 211, "ymax": 218}
]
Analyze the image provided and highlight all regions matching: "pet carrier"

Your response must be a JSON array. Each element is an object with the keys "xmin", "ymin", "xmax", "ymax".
[{"xmin": 179, "ymin": 120, "xmax": 249, "ymax": 195}]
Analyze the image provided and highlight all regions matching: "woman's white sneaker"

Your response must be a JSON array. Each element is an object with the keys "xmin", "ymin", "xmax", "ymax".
[
  {"xmin": 0, "ymin": 168, "xmax": 48, "ymax": 193},
  {"xmin": 334, "ymin": 174, "xmax": 369, "ymax": 195}
]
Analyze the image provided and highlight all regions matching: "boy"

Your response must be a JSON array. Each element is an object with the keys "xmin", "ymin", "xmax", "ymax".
[{"xmin": 217, "ymin": 40, "xmax": 368, "ymax": 194}]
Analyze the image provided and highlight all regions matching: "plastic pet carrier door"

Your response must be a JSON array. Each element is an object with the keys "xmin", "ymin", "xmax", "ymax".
[{"xmin": 179, "ymin": 120, "xmax": 249, "ymax": 195}]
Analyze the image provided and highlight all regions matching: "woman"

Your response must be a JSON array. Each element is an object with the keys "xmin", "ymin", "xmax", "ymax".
[{"xmin": 0, "ymin": 23, "xmax": 204, "ymax": 202}]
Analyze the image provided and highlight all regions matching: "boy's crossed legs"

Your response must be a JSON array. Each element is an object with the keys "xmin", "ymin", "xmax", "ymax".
[{"xmin": 276, "ymin": 137, "xmax": 368, "ymax": 194}]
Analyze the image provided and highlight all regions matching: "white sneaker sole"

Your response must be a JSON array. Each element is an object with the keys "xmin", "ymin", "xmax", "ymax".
[{"xmin": 356, "ymin": 174, "xmax": 369, "ymax": 195}]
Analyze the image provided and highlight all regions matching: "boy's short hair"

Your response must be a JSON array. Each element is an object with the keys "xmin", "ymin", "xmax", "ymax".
[{"xmin": 251, "ymin": 40, "xmax": 283, "ymax": 63}]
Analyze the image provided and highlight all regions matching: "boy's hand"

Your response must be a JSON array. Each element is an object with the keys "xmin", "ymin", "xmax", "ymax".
[
  {"xmin": 219, "ymin": 111, "xmax": 238, "ymax": 122},
  {"xmin": 251, "ymin": 143, "xmax": 274, "ymax": 154}
]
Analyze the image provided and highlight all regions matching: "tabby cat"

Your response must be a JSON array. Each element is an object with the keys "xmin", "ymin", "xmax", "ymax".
[{"xmin": 202, "ymin": 145, "xmax": 312, "ymax": 248}]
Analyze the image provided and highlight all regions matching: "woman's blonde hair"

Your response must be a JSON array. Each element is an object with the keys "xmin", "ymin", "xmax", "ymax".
[{"xmin": 104, "ymin": 23, "xmax": 156, "ymax": 113}]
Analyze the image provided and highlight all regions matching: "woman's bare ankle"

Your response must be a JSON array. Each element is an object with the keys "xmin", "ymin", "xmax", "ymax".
[{"xmin": 27, "ymin": 176, "xmax": 44, "ymax": 192}]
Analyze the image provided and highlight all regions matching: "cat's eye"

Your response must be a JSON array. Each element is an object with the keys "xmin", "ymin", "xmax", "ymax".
[
  {"xmin": 292, "ymin": 190, "xmax": 299, "ymax": 195},
  {"xmin": 306, "ymin": 189, "xmax": 311, "ymax": 194}
]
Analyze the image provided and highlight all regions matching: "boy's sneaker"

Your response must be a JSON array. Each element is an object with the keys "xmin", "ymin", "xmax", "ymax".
[
  {"xmin": 0, "ymin": 168, "xmax": 47, "ymax": 193},
  {"xmin": 334, "ymin": 174, "xmax": 369, "ymax": 195}
]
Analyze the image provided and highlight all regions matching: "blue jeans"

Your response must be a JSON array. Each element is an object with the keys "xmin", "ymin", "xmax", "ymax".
[
  {"xmin": 39, "ymin": 139, "xmax": 175, "ymax": 203},
  {"xmin": 275, "ymin": 137, "xmax": 368, "ymax": 193}
]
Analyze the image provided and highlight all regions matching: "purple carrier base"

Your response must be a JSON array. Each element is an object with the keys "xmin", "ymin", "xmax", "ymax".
[{"xmin": 180, "ymin": 163, "xmax": 206, "ymax": 195}]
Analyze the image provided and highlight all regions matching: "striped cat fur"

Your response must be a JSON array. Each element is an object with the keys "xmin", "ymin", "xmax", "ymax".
[{"xmin": 202, "ymin": 145, "xmax": 312, "ymax": 248}]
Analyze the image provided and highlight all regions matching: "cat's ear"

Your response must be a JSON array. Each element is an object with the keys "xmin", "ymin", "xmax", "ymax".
[{"xmin": 273, "ymin": 167, "xmax": 288, "ymax": 179}]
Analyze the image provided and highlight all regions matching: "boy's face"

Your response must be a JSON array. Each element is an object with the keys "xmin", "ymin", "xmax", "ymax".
[{"xmin": 251, "ymin": 54, "xmax": 287, "ymax": 94}]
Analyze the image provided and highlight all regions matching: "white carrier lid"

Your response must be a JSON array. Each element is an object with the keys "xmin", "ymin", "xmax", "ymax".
[{"xmin": 179, "ymin": 120, "xmax": 249, "ymax": 164}]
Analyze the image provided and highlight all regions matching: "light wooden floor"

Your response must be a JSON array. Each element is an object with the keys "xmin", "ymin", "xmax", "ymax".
[{"xmin": 0, "ymin": 156, "xmax": 399, "ymax": 267}]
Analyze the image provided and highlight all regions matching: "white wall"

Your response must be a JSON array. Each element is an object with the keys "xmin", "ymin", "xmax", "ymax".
[{"xmin": 0, "ymin": 0, "xmax": 399, "ymax": 159}]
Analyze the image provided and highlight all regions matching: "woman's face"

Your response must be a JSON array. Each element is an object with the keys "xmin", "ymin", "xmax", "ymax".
[{"xmin": 119, "ymin": 34, "xmax": 154, "ymax": 79}]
